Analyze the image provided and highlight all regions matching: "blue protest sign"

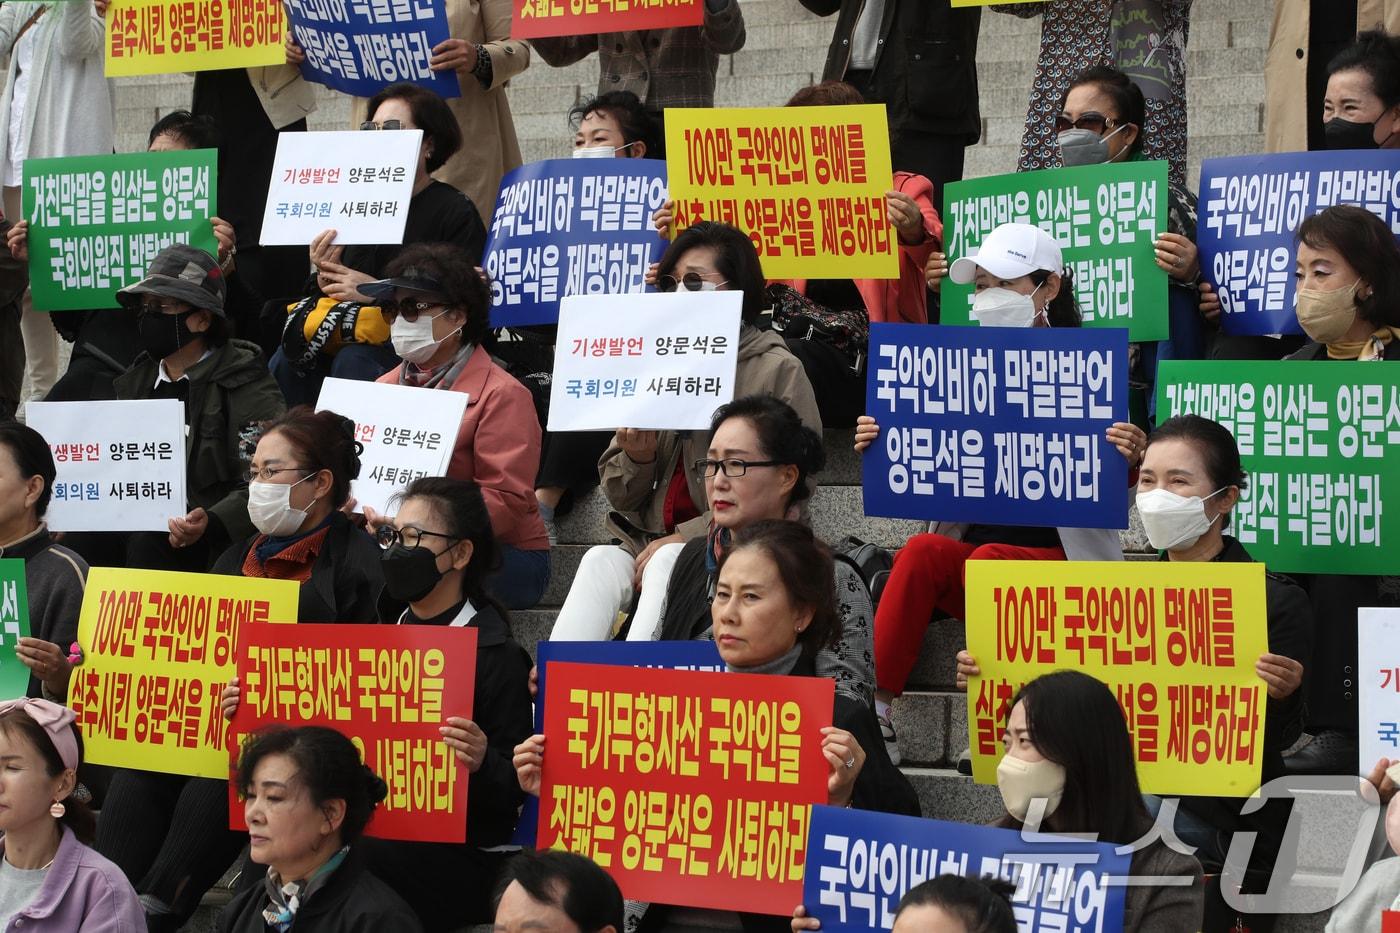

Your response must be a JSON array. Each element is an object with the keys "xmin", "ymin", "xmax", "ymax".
[
  {"xmin": 862, "ymin": 323, "xmax": 1129, "ymax": 529},
  {"xmin": 511, "ymin": 639, "xmax": 724, "ymax": 846},
  {"xmin": 484, "ymin": 159, "xmax": 670, "ymax": 328},
  {"xmin": 285, "ymin": 0, "xmax": 459, "ymax": 99},
  {"xmin": 804, "ymin": 806, "xmax": 1129, "ymax": 933},
  {"xmin": 1198, "ymin": 150, "xmax": 1400, "ymax": 336}
]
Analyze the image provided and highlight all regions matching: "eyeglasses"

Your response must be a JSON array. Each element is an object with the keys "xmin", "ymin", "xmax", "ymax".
[
  {"xmin": 693, "ymin": 458, "xmax": 787, "ymax": 478},
  {"xmin": 246, "ymin": 465, "xmax": 311, "ymax": 484},
  {"xmin": 138, "ymin": 298, "xmax": 191, "ymax": 316},
  {"xmin": 359, "ymin": 119, "xmax": 404, "ymax": 131},
  {"xmin": 1054, "ymin": 112, "xmax": 1115, "ymax": 134},
  {"xmin": 375, "ymin": 524, "xmax": 460, "ymax": 550},
  {"xmin": 659, "ymin": 272, "xmax": 728, "ymax": 293},
  {"xmin": 380, "ymin": 299, "xmax": 447, "ymax": 323}
]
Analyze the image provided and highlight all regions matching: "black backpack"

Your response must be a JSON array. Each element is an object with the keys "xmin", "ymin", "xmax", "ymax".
[{"xmin": 833, "ymin": 535, "xmax": 895, "ymax": 611}]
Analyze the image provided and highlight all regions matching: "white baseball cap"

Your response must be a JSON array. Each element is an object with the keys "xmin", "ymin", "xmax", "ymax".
[{"xmin": 948, "ymin": 222, "xmax": 1064, "ymax": 285}]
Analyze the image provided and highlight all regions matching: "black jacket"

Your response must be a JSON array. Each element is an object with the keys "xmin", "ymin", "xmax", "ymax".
[
  {"xmin": 381, "ymin": 599, "xmax": 533, "ymax": 847},
  {"xmin": 798, "ymin": 0, "xmax": 981, "ymax": 143},
  {"xmin": 212, "ymin": 512, "xmax": 384, "ymax": 624},
  {"xmin": 219, "ymin": 846, "xmax": 423, "ymax": 933},
  {"xmin": 1285, "ymin": 339, "xmax": 1400, "ymax": 361}
]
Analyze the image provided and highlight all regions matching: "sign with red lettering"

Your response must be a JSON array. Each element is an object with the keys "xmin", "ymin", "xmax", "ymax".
[
  {"xmin": 70, "ymin": 569, "xmax": 299, "ymax": 779},
  {"xmin": 511, "ymin": 0, "xmax": 703, "ymax": 41},
  {"xmin": 964, "ymin": 560, "xmax": 1270, "ymax": 797},
  {"xmin": 230, "ymin": 623, "xmax": 477, "ymax": 843},
  {"xmin": 539, "ymin": 662, "xmax": 833, "ymax": 913},
  {"xmin": 665, "ymin": 105, "xmax": 898, "ymax": 280}
]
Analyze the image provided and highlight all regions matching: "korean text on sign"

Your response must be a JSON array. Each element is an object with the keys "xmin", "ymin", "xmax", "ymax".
[
  {"xmin": 1198, "ymin": 150, "xmax": 1400, "ymax": 336},
  {"xmin": 231, "ymin": 622, "xmax": 476, "ymax": 843},
  {"xmin": 1358, "ymin": 609, "xmax": 1400, "ymax": 777},
  {"xmin": 862, "ymin": 323, "xmax": 1128, "ymax": 529},
  {"xmin": 804, "ymin": 805, "xmax": 1127, "ymax": 933},
  {"xmin": 25, "ymin": 400, "xmax": 187, "ymax": 533},
  {"xmin": 664, "ymin": 105, "xmax": 898, "ymax": 280},
  {"xmin": 261, "ymin": 130, "xmax": 422, "ymax": 246},
  {"xmin": 0, "ymin": 559, "xmax": 30, "ymax": 701},
  {"xmin": 941, "ymin": 161, "xmax": 1170, "ymax": 341},
  {"xmin": 24, "ymin": 149, "xmax": 218, "ymax": 312},
  {"xmin": 965, "ymin": 560, "xmax": 1269, "ymax": 797},
  {"xmin": 285, "ymin": 0, "xmax": 459, "ymax": 99},
  {"xmin": 1159, "ymin": 359, "xmax": 1400, "ymax": 575},
  {"xmin": 106, "ymin": 0, "xmax": 287, "ymax": 77},
  {"xmin": 485, "ymin": 158, "xmax": 670, "ymax": 328},
  {"xmin": 512, "ymin": 0, "xmax": 703, "ymax": 40},
  {"xmin": 71, "ymin": 569, "xmax": 298, "ymax": 779},
  {"xmin": 315, "ymin": 377, "xmax": 468, "ymax": 516},
  {"xmin": 539, "ymin": 662, "xmax": 833, "ymax": 914},
  {"xmin": 548, "ymin": 291, "xmax": 742, "ymax": 432}
]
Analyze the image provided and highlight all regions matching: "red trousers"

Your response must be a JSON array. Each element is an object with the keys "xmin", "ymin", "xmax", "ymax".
[{"xmin": 873, "ymin": 533, "xmax": 1066, "ymax": 696}]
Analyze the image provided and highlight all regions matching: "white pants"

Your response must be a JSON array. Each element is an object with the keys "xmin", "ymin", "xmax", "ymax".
[
  {"xmin": 4, "ymin": 185, "xmax": 58, "ymax": 402},
  {"xmin": 550, "ymin": 543, "xmax": 685, "ymax": 642}
]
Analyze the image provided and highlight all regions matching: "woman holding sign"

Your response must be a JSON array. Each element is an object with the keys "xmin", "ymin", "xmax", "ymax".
[
  {"xmin": 854, "ymin": 220, "xmax": 1146, "ymax": 764},
  {"xmin": 513, "ymin": 520, "xmax": 917, "ymax": 932}
]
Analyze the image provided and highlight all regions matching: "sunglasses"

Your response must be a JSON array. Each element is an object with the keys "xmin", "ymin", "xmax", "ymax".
[
  {"xmin": 359, "ymin": 119, "xmax": 404, "ymax": 131},
  {"xmin": 658, "ymin": 272, "xmax": 728, "ymax": 293},
  {"xmin": 1054, "ymin": 112, "xmax": 1116, "ymax": 134},
  {"xmin": 138, "ymin": 298, "xmax": 191, "ymax": 316},
  {"xmin": 379, "ymin": 298, "xmax": 447, "ymax": 323}
]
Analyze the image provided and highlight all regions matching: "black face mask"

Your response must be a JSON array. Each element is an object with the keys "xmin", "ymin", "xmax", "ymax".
[
  {"xmin": 137, "ymin": 309, "xmax": 197, "ymax": 360},
  {"xmin": 1325, "ymin": 117, "xmax": 1381, "ymax": 150},
  {"xmin": 381, "ymin": 543, "xmax": 446, "ymax": 603}
]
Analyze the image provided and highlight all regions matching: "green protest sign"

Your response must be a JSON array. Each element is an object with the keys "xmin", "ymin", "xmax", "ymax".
[
  {"xmin": 941, "ymin": 160, "xmax": 1170, "ymax": 341},
  {"xmin": 1158, "ymin": 360, "xmax": 1400, "ymax": 575},
  {"xmin": 23, "ymin": 149, "xmax": 219, "ymax": 312},
  {"xmin": 0, "ymin": 558, "xmax": 30, "ymax": 700}
]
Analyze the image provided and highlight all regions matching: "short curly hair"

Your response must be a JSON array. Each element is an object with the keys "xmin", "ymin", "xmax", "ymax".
[{"xmin": 382, "ymin": 242, "xmax": 492, "ymax": 346}]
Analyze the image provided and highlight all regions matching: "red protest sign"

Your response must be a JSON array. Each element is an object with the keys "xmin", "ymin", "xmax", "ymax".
[
  {"xmin": 511, "ymin": 0, "xmax": 703, "ymax": 40},
  {"xmin": 1385, "ymin": 911, "xmax": 1400, "ymax": 933},
  {"xmin": 229, "ymin": 623, "xmax": 477, "ymax": 843},
  {"xmin": 539, "ymin": 661, "xmax": 833, "ymax": 914}
]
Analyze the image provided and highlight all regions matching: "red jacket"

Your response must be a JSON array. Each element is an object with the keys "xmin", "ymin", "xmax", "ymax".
[{"xmin": 378, "ymin": 345, "xmax": 550, "ymax": 551}]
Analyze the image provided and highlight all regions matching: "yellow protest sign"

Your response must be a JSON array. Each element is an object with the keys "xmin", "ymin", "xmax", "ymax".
[
  {"xmin": 70, "ymin": 568, "xmax": 298, "ymax": 779},
  {"xmin": 664, "ymin": 104, "xmax": 898, "ymax": 280},
  {"xmin": 965, "ymin": 560, "xmax": 1269, "ymax": 797},
  {"xmin": 105, "ymin": 0, "xmax": 287, "ymax": 78}
]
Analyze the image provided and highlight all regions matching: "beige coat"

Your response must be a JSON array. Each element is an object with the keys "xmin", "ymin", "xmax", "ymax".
[
  {"xmin": 351, "ymin": 0, "xmax": 528, "ymax": 225},
  {"xmin": 247, "ymin": 65, "xmax": 317, "ymax": 130},
  {"xmin": 1265, "ymin": 0, "xmax": 1400, "ymax": 152}
]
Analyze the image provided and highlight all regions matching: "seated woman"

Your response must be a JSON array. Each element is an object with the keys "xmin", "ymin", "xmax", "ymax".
[
  {"xmin": 854, "ymin": 221, "xmax": 1145, "ymax": 761},
  {"xmin": 269, "ymin": 81, "xmax": 488, "ymax": 407},
  {"xmin": 552, "ymin": 221, "xmax": 821, "ymax": 640},
  {"xmin": 362, "ymin": 242, "xmax": 551, "ymax": 609},
  {"xmin": 515, "ymin": 520, "xmax": 918, "ymax": 932},
  {"xmin": 1132, "ymin": 415, "xmax": 1310, "ymax": 879},
  {"xmin": 94, "ymin": 408, "xmax": 380, "ymax": 931},
  {"xmin": 219, "ymin": 726, "xmax": 423, "ymax": 932},
  {"xmin": 793, "ymin": 873, "xmax": 1015, "ymax": 933},
  {"xmin": 0, "ymin": 422, "xmax": 87, "ymax": 701},
  {"xmin": 0, "ymin": 698, "xmax": 144, "ymax": 932},
  {"xmin": 106, "ymin": 243, "xmax": 286, "ymax": 573},
  {"xmin": 360, "ymin": 476, "xmax": 533, "ymax": 930}
]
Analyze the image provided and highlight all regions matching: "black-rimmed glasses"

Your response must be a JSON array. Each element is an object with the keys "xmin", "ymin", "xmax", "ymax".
[{"xmin": 693, "ymin": 458, "xmax": 787, "ymax": 478}]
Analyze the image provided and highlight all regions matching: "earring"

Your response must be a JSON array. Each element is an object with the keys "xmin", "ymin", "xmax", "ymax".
[{"xmin": 49, "ymin": 800, "xmax": 66, "ymax": 818}]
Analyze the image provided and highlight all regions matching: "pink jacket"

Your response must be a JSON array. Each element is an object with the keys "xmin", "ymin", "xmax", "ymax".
[
  {"xmin": 378, "ymin": 345, "xmax": 550, "ymax": 551},
  {"xmin": 0, "ymin": 827, "xmax": 144, "ymax": 933},
  {"xmin": 776, "ymin": 171, "xmax": 942, "ymax": 324}
]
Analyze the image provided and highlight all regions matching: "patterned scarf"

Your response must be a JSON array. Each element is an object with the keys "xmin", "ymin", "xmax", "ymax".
[
  {"xmin": 397, "ymin": 342, "xmax": 473, "ymax": 389},
  {"xmin": 702, "ymin": 522, "xmax": 732, "ymax": 599},
  {"xmin": 261, "ymin": 846, "xmax": 349, "ymax": 932},
  {"xmin": 1327, "ymin": 327, "xmax": 1400, "ymax": 361}
]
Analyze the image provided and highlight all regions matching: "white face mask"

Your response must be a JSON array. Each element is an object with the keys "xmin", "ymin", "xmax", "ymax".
[
  {"xmin": 973, "ymin": 285, "xmax": 1043, "ymax": 328},
  {"xmin": 996, "ymin": 754, "xmax": 1066, "ymax": 822},
  {"xmin": 247, "ymin": 473, "xmax": 318, "ymax": 538},
  {"xmin": 390, "ymin": 312, "xmax": 460, "ymax": 365},
  {"xmin": 572, "ymin": 143, "xmax": 629, "ymax": 159},
  {"xmin": 1136, "ymin": 487, "xmax": 1226, "ymax": 551}
]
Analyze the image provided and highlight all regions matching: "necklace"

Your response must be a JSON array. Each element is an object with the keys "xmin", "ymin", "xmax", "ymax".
[{"xmin": 4, "ymin": 853, "xmax": 56, "ymax": 871}]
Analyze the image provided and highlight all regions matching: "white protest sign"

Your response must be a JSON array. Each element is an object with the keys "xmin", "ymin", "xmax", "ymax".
[
  {"xmin": 26, "ymin": 400, "xmax": 186, "ymax": 532},
  {"xmin": 548, "ymin": 291, "xmax": 742, "ymax": 431},
  {"xmin": 1359, "ymin": 608, "xmax": 1400, "ymax": 773},
  {"xmin": 260, "ymin": 129, "xmax": 422, "ymax": 246},
  {"xmin": 315, "ymin": 377, "xmax": 468, "ymax": 515}
]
